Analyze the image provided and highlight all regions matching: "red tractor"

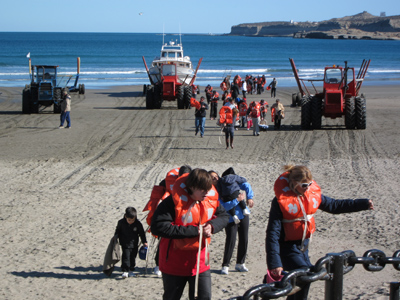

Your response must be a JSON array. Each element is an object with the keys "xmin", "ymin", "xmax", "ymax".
[
  {"xmin": 142, "ymin": 58, "xmax": 202, "ymax": 109},
  {"xmin": 290, "ymin": 58, "xmax": 371, "ymax": 129}
]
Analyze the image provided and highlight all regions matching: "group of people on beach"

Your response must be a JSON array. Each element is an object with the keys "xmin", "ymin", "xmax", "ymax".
[
  {"xmin": 192, "ymin": 78, "xmax": 285, "ymax": 148},
  {"xmin": 107, "ymin": 163, "xmax": 373, "ymax": 300}
]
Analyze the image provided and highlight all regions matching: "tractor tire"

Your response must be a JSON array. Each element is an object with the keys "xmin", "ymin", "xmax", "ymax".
[
  {"xmin": 146, "ymin": 86, "xmax": 154, "ymax": 109},
  {"xmin": 79, "ymin": 84, "xmax": 85, "ymax": 95},
  {"xmin": 296, "ymin": 92, "xmax": 302, "ymax": 106},
  {"xmin": 143, "ymin": 84, "xmax": 147, "ymax": 96},
  {"xmin": 184, "ymin": 86, "xmax": 192, "ymax": 109},
  {"xmin": 53, "ymin": 88, "xmax": 62, "ymax": 113},
  {"xmin": 311, "ymin": 96, "xmax": 322, "ymax": 129},
  {"xmin": 22, "ymin": 88, "xmax": 31, "ymax": 114},
  {"xmin": 355, "ymin": 96, "xmax": 366, "ymax": 129},
  {"xmin": 345, "ymin": 97, "xmax": 356, "ymax": 129},
  {"xmin": 30, "ymin": 87, "xmax": 39, "ymax": 114},
  {"xmin": 291, "ymin": 93, "xmax": 297, "ymax": 107},
  {"xmin": 153, "ymin": 85, "xmax": 162, "ymax": 109},
  {"xmin": 177, "ymin": 85, "xmax": 184, "ymax": 109},
  {"xmin": 301, "ymin": 97, "xmax": 312, "ymax": 129}
]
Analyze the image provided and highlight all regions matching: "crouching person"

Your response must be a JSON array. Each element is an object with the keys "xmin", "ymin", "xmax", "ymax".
[{"xmin": 151, "ymin": 168, "xmax": 229, "ymax": 300}]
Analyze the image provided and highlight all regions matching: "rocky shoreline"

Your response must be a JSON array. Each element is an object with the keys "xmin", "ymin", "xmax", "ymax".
[{"xmin": 230, "ymin": 11, "xmax": 400, "ymax": 40}]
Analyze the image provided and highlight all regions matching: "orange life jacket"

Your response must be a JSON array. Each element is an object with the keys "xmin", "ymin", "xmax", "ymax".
[
  {"xmin": 143, "ymin": 185, "xmax": 170, "ymax": 228},
  {"xmin": 220, "ymin": 81, "xmax": 227, "ymax": 91},
  {"xmin": 219, "ymin": 106, "xmax": 233, "ymax": 124},
  {"xmin": 271, "ymin": 107, "xmax": 275, "ymax": 122},
  {"xmin": 172, "ymin": 173, "xmax": 219, "ymax": 250},
  {"xmin": 239, "ymin": 102, "xmax": 248, "ymax": 117},
  {"xmin": 165, "ymin": 168, "xmax": 180, "ymax": 194},
  {"xmin": 190, "ymin": 98, "xmax": 201, "ymax": 110},
  {"xmin": 274, "ymin": 172, "xmax": 322, "ymax": 242},
  {"xmin": 250, "ymin": 102, "xmax": 260, "ymax": 118},
  {"xmin": 260, "ymin": 103, "xmax": 268, "ymax": 113}
]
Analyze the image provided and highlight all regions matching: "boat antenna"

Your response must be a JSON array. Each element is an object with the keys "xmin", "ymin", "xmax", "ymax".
[
  {"xmin": 179, "ymin": 23, "xmax": 182, "ymax": 45},
  {"xmin": 163, "ymin": 24, "xmax": 165, "ymax": 45}
]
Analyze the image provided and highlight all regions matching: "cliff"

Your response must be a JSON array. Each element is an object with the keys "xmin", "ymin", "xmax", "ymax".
[{"xmin": 229, "ymin": 12, "xmax": 400, "ymax": 40}]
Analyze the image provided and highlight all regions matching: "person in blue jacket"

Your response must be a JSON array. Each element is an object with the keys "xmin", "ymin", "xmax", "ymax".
[
  {"xmin": 209, "ymin": 168, "xmax": 255, "ymax": 275},
  {"xmin": 265, "ymin": 165, "xmax": 374, "ymax": 300}
]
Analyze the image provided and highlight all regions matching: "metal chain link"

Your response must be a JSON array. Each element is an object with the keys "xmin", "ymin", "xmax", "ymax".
[{"xmin": 231, "ymin": 249, "xmax": 400, "ymax": 300}]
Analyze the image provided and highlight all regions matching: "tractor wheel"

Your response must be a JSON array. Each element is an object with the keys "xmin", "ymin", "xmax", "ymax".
[
  {"xmin": 177, "ymin": 85, "xmax": 184, "ymax": 109},
  {"xmin": 146, "ymin": 86, "xmax": 154, "ymax": 109},
  {"xmin": 311, "ymin": 96, "xmax": 322, "ymax": 129},
  {"xmin": 143, "ymin": 84, "xmax": 147, "ymax": 96},
  {"xmin": 355, "ymin": 96, "xmax": 366, "ymax": 129},
  {"xmin": 22, "ymin": 88, "xmax": 31, "ymax": 114},
  {"xmin": 53, "ymin": 88, "xmax": 62, "ymax": 113},
  {"xmin": 184, "ymin": 86, "xmax": 192, "ymax": 109},
  {"xmin": 30, "ymin": 87, "xmax": 39, "ymax": 114},
  {"xmin": 301, "ymin": 97, "xmax": 312, "ymax": 129},
  {"xmin": 296, "ymin": 92, "xmax": 302, "ymax": 106},
  {"xmin": 291, "ymin": 93, "xmax": 297, "ymax": 107},
  {"xmin": 345, "ymin": 97, "xmax": 356, "ymax": 129},
  {"xmin": 153, "ymin": 85, "xmax": 162, "ymax": 109},
  {"xmin": 79, "ymin": 84, "xmax": 85, "ymax": 95}
]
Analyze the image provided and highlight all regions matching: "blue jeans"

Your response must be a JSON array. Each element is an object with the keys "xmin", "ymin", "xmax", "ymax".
[
  {"xmin": 195, "ymin": 117, "xmax": 206, "ymax": 136},
  {"xmin": 60, "ymin": 111, "xmax": 71, "ymax": 127}
]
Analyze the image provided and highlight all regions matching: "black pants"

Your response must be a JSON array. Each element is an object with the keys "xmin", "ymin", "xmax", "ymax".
[
  {"xmin": 222, "ymin": 215, "xmax": 249, "ymax": 267},
  {"xmin": 162, "ymin": 269, "xmax": 211, "ymax": 300},
  {"xmin": 210, "ymin": 102, "xmax": 218, "ymax": 119},
  {"xmin": 121, "ymin": 247, "xmax": 138, "ymax": 271},
  {"xmin": 271, "ymin": 87, "xmax": 276, "ymax": 98}
]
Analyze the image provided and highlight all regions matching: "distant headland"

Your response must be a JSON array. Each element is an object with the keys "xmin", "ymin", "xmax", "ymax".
[{"xmin": 229, "ymin": 11, "xmax": 400, "ymax": 40}]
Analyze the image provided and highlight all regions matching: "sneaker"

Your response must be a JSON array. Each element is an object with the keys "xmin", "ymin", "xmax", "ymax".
[
  {"xmin": 59, "ymin": 126, "xmax": 64, "ymax": 129},
  {"xmin": 221, "ymin": 266, "xmax": 229, "ymax": 275},
  {"xmin": 154, "ymin": 266, "xmax": 162, "ymax": 276},
  {"xmin": 121, "ymin": 272, "xmax": 129, "ymax": 278},
  {"xmin": 243, "ymin": 207, "xmax": 250, "ymax": 216},
  {"xmin": 128, "ymin": 271, "xmax": 136, "ymax": 277},
  {"xmin": 235, "ymin": 264, "xmax": 249, "ymax": 272},
  {"xmin": 65, "ymin": 126, "xmax": 71, "ymax": 129},
  {"xmin": 232, "ymin": 215, "xmax": 240, "ymax": 224}
]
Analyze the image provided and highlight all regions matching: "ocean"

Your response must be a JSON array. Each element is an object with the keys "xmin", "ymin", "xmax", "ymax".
[{"xmin": 1, "ymin": 32, "xmax": 400, "ymax": 89}]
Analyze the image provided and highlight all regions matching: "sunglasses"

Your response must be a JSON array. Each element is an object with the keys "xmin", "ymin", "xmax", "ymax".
[{"xmin": 300, "ymin": 182, "xmax": 313, "ymax": 189}]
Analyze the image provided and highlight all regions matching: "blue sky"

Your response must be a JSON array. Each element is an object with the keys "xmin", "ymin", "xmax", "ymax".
[{"xmin": 1, "ymin": 0, "xmax": 399, "ymax": 34}]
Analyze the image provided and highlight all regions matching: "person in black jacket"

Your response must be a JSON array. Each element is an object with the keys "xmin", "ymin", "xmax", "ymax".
[
  {"xmin": 265, "ymin": 165, "xmax": 374, "ymax": 300},
  {"xmin": 195, "ymin": 96, "xmax": 208, "ymax": 137},
  {"xmin": 115, "ymin": 207, "xmax": 147, "ymax": 278}
]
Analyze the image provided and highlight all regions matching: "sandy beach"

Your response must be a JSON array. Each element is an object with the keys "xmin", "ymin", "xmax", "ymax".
[{"xmin": 0, "ymin": 84, "xmax": 399, "ymax": 300}]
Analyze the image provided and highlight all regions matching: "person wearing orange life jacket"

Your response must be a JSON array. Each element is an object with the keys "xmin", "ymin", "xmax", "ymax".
[
  {"xmin": 247, "ymin": 101, "xmax": 261, "ymax": 136},
  {"xmin": 204, "ymin": 84, "xmax": 213, "ymax": 105},
  {"xmin": 238, "ymin": 99, "xmax": 248, "ymax": 128},
  {"xmin": 209, "ymin": 90, "xmax": 219, "ymax": 120},
  {"xmin": 266, "ymin": 165, "xmax": 374, "ymax": 300},
  {"xmin": 143, "ymin": 165, "xmax": 192, "ymax": 276},
  {"xmin": 220, "ymin": 98, "xmax": 237, "ymax": 149},
  {"xmin": 151, "ymin": 169, "xmax": 229, "ymax": 300},
  {"xmin": 259, "ymin": 99, "xmax": 269, "ymax": 121}
]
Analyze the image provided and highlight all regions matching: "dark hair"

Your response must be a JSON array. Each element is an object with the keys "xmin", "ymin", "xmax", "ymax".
[
  {"xmin": 221, "ymin": 167, "xmax": 235, "ymax": 177},
  {"xmin": 179, "ymin": 165, "xmax": 192, "ymax": 176},
  {"xmin": 125, "ymin": 207, "xmax": 137, "ymax": 219},
  {"xmin": 186, "ymin": 168, "xmax": 212, "ymax": 195}
]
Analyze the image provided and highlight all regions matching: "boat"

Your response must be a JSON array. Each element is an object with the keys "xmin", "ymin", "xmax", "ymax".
[{"xmin": 148, "ymin": 35, "xmax": 195, "ymax": 85}]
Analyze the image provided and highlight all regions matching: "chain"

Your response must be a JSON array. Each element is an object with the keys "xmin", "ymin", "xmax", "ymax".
[{"xmin": 232, "ymin": 249, "xmax": 400, "ymax": 300}]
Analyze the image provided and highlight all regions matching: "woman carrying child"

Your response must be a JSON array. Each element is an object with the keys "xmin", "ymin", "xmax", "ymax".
[{"xmin": 209, "ymin": 168, "xmax": 254, "ymax": 275}]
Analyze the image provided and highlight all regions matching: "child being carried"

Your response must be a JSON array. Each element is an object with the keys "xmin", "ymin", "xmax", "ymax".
[{"xmin": 214, "ymin": 167, "xmax": 251, "ymax": 224}]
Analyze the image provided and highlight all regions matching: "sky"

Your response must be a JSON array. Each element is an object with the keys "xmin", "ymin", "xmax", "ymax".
[{"xmin": 1, "ymin": 0, "xmax": 399, "ymax": 34}]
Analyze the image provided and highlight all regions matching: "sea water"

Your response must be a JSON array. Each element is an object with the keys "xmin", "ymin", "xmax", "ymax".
[{"xmin": 0, "ymin": 32, "xmax": 399, "ymax": 88}]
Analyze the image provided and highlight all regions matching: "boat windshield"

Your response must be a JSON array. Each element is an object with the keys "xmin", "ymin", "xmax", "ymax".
[
  {"xmin": 162, "ymin": 64, "xmax": 176, "ymax": 76},
  {"xmin": 325, "ymin": 69, "xmax": 342, "ymax": 84}
]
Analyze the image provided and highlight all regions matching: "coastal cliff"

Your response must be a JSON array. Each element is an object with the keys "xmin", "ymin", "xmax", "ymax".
[{"xmin": 229, "ymin": 12, "xmax": 400, "ymax": 40}]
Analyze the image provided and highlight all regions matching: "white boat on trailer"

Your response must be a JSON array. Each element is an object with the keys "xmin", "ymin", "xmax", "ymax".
[{"xmin": 148, "ymin": 36, "xmax": 194, "ymax": 85}]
